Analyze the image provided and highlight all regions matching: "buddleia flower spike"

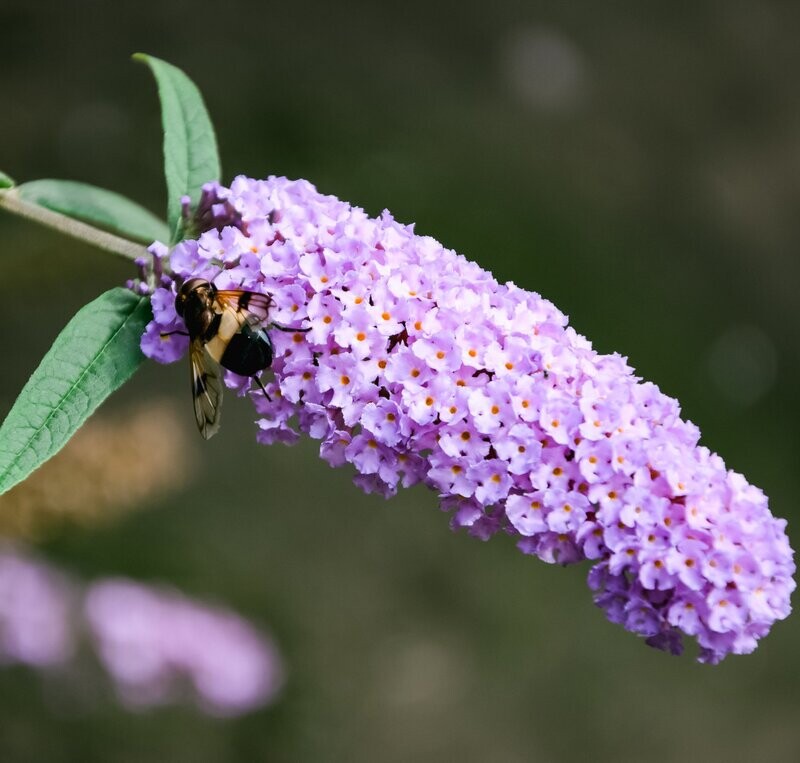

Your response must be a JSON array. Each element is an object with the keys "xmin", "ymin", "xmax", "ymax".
[{"xmin": 140, "ymin": 176, "xmax": 795, "ymax": 664}]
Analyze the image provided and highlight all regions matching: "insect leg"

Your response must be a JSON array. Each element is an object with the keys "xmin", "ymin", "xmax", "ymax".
[
  {"xmin": 253, "ymin": 375, "xmax": 272, "ymax": 402},
  {"xmin": 160, "ymin": 330, "xmax": 190, "ymax": 337},
  {"xmin": 269, "ymin": 322, "xmax": 311, "ymax": 333}
]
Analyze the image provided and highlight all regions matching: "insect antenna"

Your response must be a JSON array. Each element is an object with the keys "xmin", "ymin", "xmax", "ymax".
[{"xmin": 206, "ymin": 258, "xmax": 229, "ymax": 283}]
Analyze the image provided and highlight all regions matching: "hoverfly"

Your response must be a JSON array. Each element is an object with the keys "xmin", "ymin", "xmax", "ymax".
[{"xmin": 173, "ymin": 278, "xmax": 276, "ymax": 439}]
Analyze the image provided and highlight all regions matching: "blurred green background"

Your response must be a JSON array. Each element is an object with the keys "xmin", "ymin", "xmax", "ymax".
[{"xmin": 1, "ymin": 1, "xmax": 799, "ymax": 761}]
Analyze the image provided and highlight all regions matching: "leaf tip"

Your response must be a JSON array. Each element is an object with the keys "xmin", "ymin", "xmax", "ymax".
[{"xmin": 0, "ymin": 170, "xmax": 16, "ymax": 189}]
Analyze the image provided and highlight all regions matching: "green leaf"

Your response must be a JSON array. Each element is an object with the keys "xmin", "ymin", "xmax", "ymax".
[
  {"xmin": 0, "ymin": 171, "xmax": 14, "ymax": 189},
  {"xmin": 133, "ymin": 53, "xmax": 221, "ymax": 243},
  {"xmin": 16, "ymin": 179, "xmax": 170, "ymax": 244},
  {"xmin": 0, "ymin": 288, "xmax": 152, "ymax": 497}
]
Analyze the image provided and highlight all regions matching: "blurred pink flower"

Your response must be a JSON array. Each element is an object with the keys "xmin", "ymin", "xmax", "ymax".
[
  {"xmin": 0, "ymin": 546, "xmax": 284, "ymax": 716},
  {"xmin": 85, "ymin": 580, "xmax": 284, "ymax": 715}
]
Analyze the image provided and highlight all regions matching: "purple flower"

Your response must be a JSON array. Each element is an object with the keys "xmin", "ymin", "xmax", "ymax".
[
  {"xmin": 0, "ymin": 547, "xmax": 284, "ymax": 715},
  {"xmin": 140, "ymin": 319, "xmax": 189, "ymax": 363},
  {"xmin": 85, "ymin": 580, "xmax": 284, "ymax": 715},
  {"xmin": 0, "ymin": 548, "xmax": 74, "ymax": 667},
  {"xmin": 139, "ymin": 175, "xmax": 795, "ymax": 662}
]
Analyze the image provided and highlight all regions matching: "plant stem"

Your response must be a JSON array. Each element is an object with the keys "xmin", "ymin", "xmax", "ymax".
[{"xmin": 0, "ymin": 188, "xmax": 149, "ymax": 263}]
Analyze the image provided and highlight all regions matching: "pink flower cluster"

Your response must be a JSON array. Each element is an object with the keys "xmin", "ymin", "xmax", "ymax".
[
  {"xmin": 0, "ymin": 546, "xmax": 283, "ymax": 714},
  {"xmin": 0, "ymin": 549, "xmax": 74, "ymax": 667},
  {"xmin": 140, "ymin": 176, "xmax": 795, "ymax": 662},
  {"xmin": 85, "ymin": 580, "xmax": 284, "ymax": 715}
]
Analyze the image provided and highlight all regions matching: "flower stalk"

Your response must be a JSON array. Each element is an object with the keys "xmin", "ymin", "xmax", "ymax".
[{"xmin": 0, "ymin": 187, "xmax": 149, "ymax": 263}]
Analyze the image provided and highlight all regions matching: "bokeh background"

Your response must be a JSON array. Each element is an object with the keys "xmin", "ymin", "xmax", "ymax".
[{"xmin": 2, "ymin": 1, "xmax": 800, "ymax": 760}]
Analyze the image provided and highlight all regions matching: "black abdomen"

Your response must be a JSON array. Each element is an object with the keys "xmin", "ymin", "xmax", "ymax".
[{"xmin": 220, "ymin": 324, "xmax": 274, "ymax": 376}]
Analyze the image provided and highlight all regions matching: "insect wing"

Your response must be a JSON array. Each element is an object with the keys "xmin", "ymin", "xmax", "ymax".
[
  {"xmin": 215, "ymin": 290, "xmax": 273, "ymax": 324},
  {"xmin": 190, "ymin": 340, "xmax": 224, "ymax": 439}
]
